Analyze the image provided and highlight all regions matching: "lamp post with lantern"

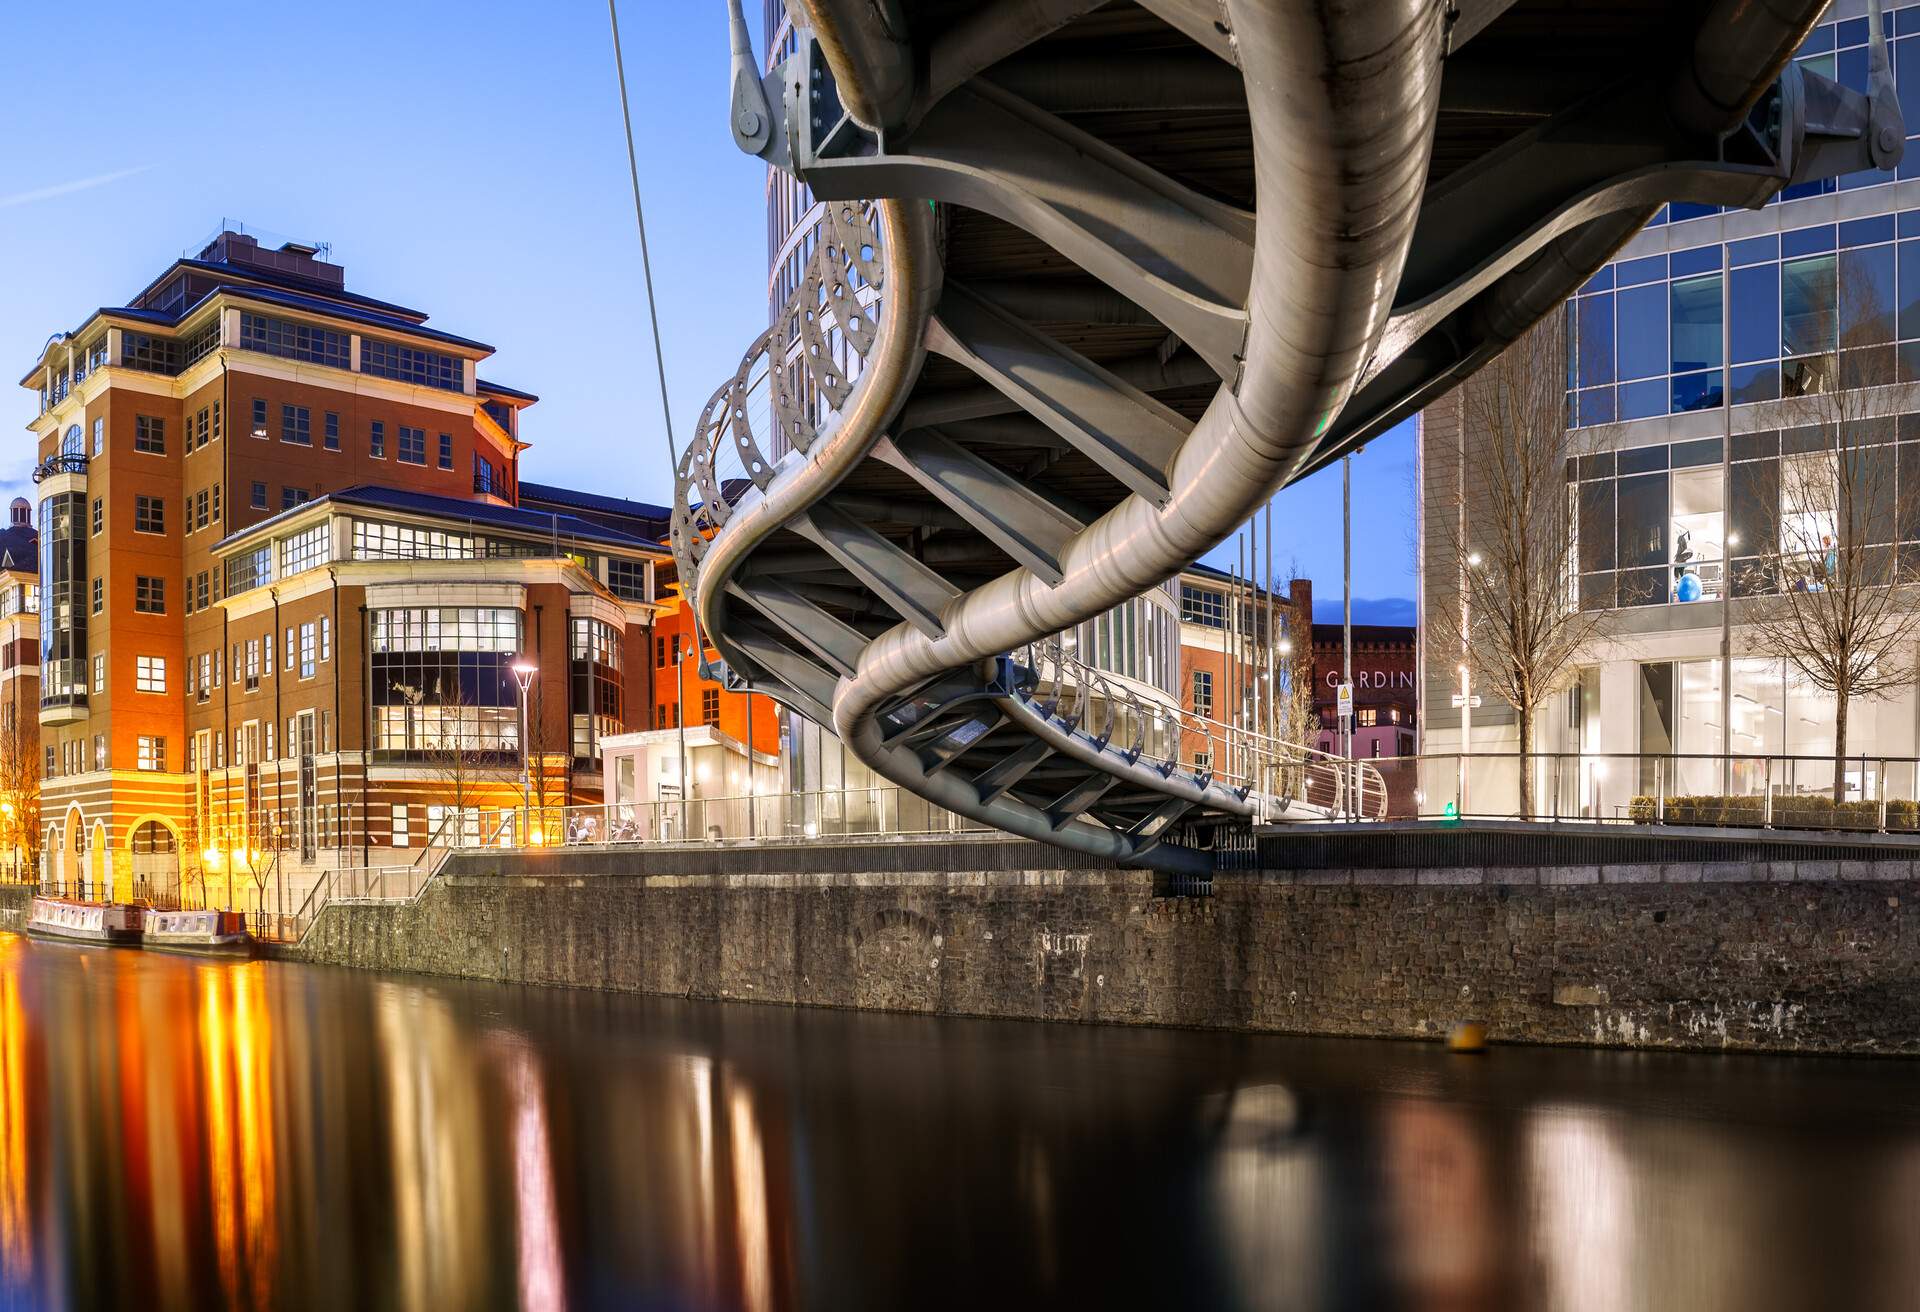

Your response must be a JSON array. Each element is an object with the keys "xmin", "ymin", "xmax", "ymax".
[{"xmin": 511, "ymin": 660, "xmax": 537, "ymax": 844}]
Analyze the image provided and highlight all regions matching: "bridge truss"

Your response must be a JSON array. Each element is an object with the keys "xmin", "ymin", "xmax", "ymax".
[{"xmin": 674, "ymin": 0, "xmax": 1899, "ymax": 873}]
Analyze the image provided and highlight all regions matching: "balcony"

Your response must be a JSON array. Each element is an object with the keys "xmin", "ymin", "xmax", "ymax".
[{"xmin": 31, "ymin": 453, "xmax": 88, "ymax": 488}]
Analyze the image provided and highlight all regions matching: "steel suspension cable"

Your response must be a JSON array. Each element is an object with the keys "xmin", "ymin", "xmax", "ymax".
[{"xmin": 607, "ymin": 0, "xmax": 680, "ymax": 470}]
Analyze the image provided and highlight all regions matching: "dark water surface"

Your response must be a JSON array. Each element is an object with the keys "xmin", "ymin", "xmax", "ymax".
[{"xmin": 0, "ymin": 933, "xmax": 1917, "ymax": 1311}]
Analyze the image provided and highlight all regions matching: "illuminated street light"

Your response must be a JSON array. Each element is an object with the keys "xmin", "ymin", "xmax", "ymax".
[{"xmin": 512, "ymin": 659, "xmax": 538, "ymax": 845}]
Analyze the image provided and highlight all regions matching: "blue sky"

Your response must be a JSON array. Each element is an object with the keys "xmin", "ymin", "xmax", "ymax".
[{"xmin": 0, "ymin": 1, "xmax": 1415, "ymax": 616}]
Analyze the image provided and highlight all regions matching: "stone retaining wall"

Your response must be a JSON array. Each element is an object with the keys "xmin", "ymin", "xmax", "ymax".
[
  {"xmin": 0, "ymin": 884, "xmax": 27, "ymax": 930},
  {"xmin": 279, "ymin": 842, "xmax": 1920, "ymax": 1055}
]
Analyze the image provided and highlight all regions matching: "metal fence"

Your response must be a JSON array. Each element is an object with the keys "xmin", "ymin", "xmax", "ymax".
[
  {"xmin": 485, "ymin": 787, "xmax": 993, "ymax": 850},
  {"xmin": 1369, "ymin": 751, "xmax": 1920, "ymax": 832}
]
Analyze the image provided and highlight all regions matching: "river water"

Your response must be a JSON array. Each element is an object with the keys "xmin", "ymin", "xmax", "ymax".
[{"xmin": 0, "ymin": 933, "xmax": 1916, "ymax": 1311}]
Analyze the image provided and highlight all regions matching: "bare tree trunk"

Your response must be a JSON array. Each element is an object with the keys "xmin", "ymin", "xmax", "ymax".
[
  {"xmin": 1518, "ymin": 702, "xmax": 1534, "ymax": 820},
  {"xmin": 1834, "ymin": 684, "xmax": 1850, "ymax": 805}
]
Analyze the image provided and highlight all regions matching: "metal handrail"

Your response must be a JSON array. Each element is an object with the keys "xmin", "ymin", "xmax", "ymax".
[{"xmin": 1024, "ymin": 639, "xmax": 1388, "ymax": 821}]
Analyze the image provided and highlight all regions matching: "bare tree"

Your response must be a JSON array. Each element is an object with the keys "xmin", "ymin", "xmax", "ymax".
[
  {"xmin": 0, "ymin": 702, "xmax": 39, "ymax": 880},
  {"xmin": 1431, "ymin": 317, "xmax": 1611, "ymax": 818},
  {"xmin": 1738, "ymin": 257, "xmax": 1920, "ymax": 802},
  {"xmin": 1271, "ymin": 575, "xmax": 1320, "ymax": 802},
  {"xmin": 397, "ymin": 674, "xmax": 513, "ymax": 847}
]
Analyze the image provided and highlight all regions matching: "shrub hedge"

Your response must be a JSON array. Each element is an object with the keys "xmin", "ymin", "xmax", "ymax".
[{"xmin": 1626, "ymin": 793, "xmax": 1920, "ymax": 831}]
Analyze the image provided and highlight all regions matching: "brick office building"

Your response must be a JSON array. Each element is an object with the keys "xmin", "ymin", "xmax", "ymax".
[
  {"xmin": 19, "ymin": 230, "xmax": 683, "ymax": 905},
  {"xmin": 1312, "ymin": 623, "xmax": 1418, "ymax": 758},
  {"xmin": 1175, "ymin": 562, "xmax": 1313, "ymax": 765}
]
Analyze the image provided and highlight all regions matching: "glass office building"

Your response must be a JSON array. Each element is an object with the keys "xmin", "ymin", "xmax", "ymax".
[{"xmin": 1424, "ymin": 2, "xmax": 1920, "ymax": 816}]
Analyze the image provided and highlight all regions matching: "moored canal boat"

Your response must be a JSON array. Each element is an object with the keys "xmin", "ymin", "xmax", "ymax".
[
  {"xmin": 26, "ymin": 898, "xmax": 143, "ymax": 947},
  {"xmin": 140, "ymin": 908, "xmax": 251, "ymax": 956}
]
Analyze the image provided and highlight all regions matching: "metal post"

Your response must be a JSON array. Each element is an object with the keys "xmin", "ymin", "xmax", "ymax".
[
  {"xmin": 1656, "ymin": 758, "xmax": 1665, "ymax": 823},
  {"xmin": 512, "ymin": 659, "xmax": 537, "ymax": 843},
  {"xmin": 1764, "ymin": 757, "xmax": 1774, "ymax": 827},
  {"xmin": 676, "ymin": 632, "xmax": 690, "ymax": 840},
  {"xmin": 1879, "ymin": 758, "xmax": 1889, "ymax": 832},
  {"xmin": 1342, "ymin": 453, "xmax": 1353, "ymax": 773},
  {"xmin": 1720, "ymin": 241, "xmax": 1733, "ymax": 798},
  {"xmin": 1553, "ymin": 754, "xmax": 1561, "ymax": 821}
]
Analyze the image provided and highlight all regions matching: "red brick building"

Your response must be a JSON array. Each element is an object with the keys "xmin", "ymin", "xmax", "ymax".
[{"xmin": 18, "ymin": 230, "xmax": 713, "ymax": 907}]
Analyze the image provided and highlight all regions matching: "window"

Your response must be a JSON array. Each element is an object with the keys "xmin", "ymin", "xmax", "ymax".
[
  {"xmin": 701, "ymin": 688, "xmax": 719, "ymax": 725},
  {"xmin": 370, "ymin": 607, "xmax": 526, "ymax": 753},
  {"xmin": 212, "ymin": 400, "xmax": 222, "ymax": 442},
  {"xmin": 390, "ymin": 804, "xmax": 411, "ymax": 847},
  {"xmin": 245, "ymin": 639, "xmax": 260, "ymax": 690},
  {"xmin": 90, "ymin": 498, "xmax": 102, "ymax": 535},
  {"xmin": 324, "ymin": 411, "xmax": 340, "ymax": 450},
  {"xmin": 194, "ymin": 407, "xmax": 210, "ymax": 449},
  {"xmin": 571, "ymin": 617, "xmax": 626, "ymax": 758},
  {"xmin": 352, "ymin": 520, "xmax": 476, "ymax": 560},
  {"xmin": 93, "ymin": 735, "xmax": 106, "ymax": 771},
  {"xmin": 280, "ymin": 524, "xmax": 331, "ymax": 576},
  {"xmin": 320, "ymin": 615, "xmax": 331, "ymax": 662},
  {"xmin": 251, "ymin": 397, "xmax": 268, "ymax": 437},
  {"xmin": 281, "ymin": 404, "xmax": 311, "ymax": 446},
  {"xmin": 287, "ymin": 627, "xmax": 295, "ymax": 670},
  {"xmin": 43, "ymin": 745, "xmax": 53, "ymax": 779},
  {"xmin": 1180, "ymin": 585, "xmax": 1225, "ymax": 627},
  {"xmin": 1192, "ymin": 669, "xmax": 1214, "ymax": 718},
  {"xmin": 91, "ymin": 417, "xmax": 104, "ymax": 456},
  {"xmin": 370, "ymin": 420, "xmax": 386, "ymax": 459},
  {"xmin": 251, "ymin": 481, "xmax": 267, "ymax": 509},
  {"xmin": 608, "ymin": 559, "xmax": 648, "ymax": 601},
  {"xmin": 397, "ymin": 426, "xmax": 426, "ymax": 465},
  {"xmin": 122, "ymin": 334, "xmax": 181, "ymax": 375},
  {"xmin": 194, "ymin": 489, "xmax": 209, "ymax": 531},
  {"xmin": 437, "ymin": 432, "xmax": 453, "ymax": 469},
  {"xmin": 264, "ymin": 630, "xmax": 273, "ymax": 676},
  {"xmin": 299, "ymin": 622, "xmax": 317, "ymax": 677},
  {"xmin": 136, "ymin": 736, "xmax": 166, "ymax": 772},
  {"xmin": 282, "ymin": 487, "xmax": 310, "ymax": 510},
  {"xmin": 134, "ymin": 576, "xmax": 165, "ymax": 613},
  {"xmin": 195, "ymin": 572, "xmax": 209, "ymax": 611},
  {"xmin": 239, "ymin": 312, "xmax": 350, "ymax": 368},
  {"xmin": 135, "ymin": 655, "xmax": 165, "ymax": 693},
  {"xmin": 656, "ymin": 635, "xmax": 671, "ymax": 668},
  {"xmin": 134, "ymin": 495, "xmax": 164, "ymax": 534},
  {"xmin": 134, "ymin": 415, "xmax": 165, "ymax": 454},
  {"xmin": 226, "ymin": 546, "xmax": 270, "ymax": 595},
  {"xmin": 361, "ymin": 338, "xmax": 462, "ymax": 391},
  {"xmin": 211, "ymin": 484, "xmax": 220, "ymax": 523},
  {"xmin": 1192, "ymin": 750, "xmax": 1212, "ymax": 772},
  {"xmin": 90, "ymin": 577, "xmax": 101, "ymax": 615},
  {"xmin": 92, "ymin": 653, "xmax": 104, "ymax": 693}
]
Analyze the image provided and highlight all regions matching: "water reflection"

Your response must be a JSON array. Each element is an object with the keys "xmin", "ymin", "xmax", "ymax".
[{"xmin": 0, "ymin": 934, "xmax": 1918, "ymax": 1310}]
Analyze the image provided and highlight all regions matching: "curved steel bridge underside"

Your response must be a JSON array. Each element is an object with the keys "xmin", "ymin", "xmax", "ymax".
[{"xmin": 677, "ymin": 0, "xmax": 1898, "ymax": 874}]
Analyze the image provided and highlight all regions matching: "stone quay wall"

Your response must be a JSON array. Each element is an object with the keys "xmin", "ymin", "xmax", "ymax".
[
  {"xmin": 0, "ymin": 884, "xmax": 27, "ymax": 930},
  {"xmin": 276, "ymin": 834, "xmax": 1920, "ymax": 1056}
]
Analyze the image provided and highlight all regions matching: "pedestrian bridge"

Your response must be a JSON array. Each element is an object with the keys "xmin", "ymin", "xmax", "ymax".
[{"xmin": 675, "ymin": 0, "xmax": 1900, "ymax": 873}]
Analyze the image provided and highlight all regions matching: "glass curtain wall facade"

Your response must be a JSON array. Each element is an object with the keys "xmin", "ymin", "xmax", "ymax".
[{"xmin": 1553, "ymin": 3, "xmax": 1920, "ymax": 811}]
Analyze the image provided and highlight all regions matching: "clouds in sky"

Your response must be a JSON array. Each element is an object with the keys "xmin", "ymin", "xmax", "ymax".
[{"xmin": 0, "ymin": 166, "xmax": 152, "ymax": 212}]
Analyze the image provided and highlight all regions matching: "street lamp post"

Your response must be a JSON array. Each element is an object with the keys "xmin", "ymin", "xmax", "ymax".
[
  {"xmin": 512, "ymin": 660, "xmax": 537, "ymax": 845},
  {"xmin": 1453, "ymin": 551, "xmax": 1484, "ymax": 815}
]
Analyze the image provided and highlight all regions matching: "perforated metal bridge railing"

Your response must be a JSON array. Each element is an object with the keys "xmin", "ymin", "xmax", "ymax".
[{"xmin": 676, "ymin": 0, "xmax": 1899, "ymax": 874}]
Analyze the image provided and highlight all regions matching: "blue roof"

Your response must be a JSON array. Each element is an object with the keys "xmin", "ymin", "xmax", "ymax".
[
  {"xmin": 477, "ymin": 378, "xmax": 539, "ymax": 403},
  {"xmin": 182, "ymin": 282, "xmax": 493, "ymax": 352},
  {"xmin": 218, "ymin": 484, "xmax": 665, "ymax": 555},
  {"xmin": 139, "ymin": 256, "xmax": 430, "ymax": 323},
  {"xmin": 517, "ymin": 481, "xmax": 669, "ymax": 522}
]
